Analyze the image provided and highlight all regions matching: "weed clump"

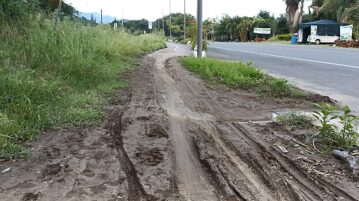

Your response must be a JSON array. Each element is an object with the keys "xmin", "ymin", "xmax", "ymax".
[
  {"xmin": 313, "ymin": 103, "xmax": 359, "ymax": 150},
  {"xmin": 276, "ymin": 112, "xmax": 312, "ymax": 129}
]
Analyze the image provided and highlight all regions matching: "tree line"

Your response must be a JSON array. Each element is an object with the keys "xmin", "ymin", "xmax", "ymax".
[
  {"xmin": 143, "ymin": 11, "xmax": 290, "ymax": 42},
  {"xmin": 2, "ymin": 0, "xmax": 357, "ymax": 40},
  {"xmin": 0, "ymin": 0, "xmax": 97, "ymax": 25},
  {"xmin": 147, "ymin": 0, "xmax": 358, "ymax": 41}
]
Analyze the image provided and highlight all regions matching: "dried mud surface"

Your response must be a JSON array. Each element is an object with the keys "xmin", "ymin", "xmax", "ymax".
[{"xmin": 1, "ymin": 43, "xmax": 358, "ymax": 201}]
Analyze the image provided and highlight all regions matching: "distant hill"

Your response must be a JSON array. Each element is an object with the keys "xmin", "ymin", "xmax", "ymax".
[{"xmin": 79, "ymin": 12, "xmax": 115, "ymax": 24}]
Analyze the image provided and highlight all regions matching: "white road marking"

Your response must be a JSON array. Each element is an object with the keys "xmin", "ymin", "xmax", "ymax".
[
  {"xmin": 212, "ymin": 46, "xmax": 359, "ymax": 69},
  {"xmin": 270, "ymin": 44, "xmax": 359, "ymax": 56}
]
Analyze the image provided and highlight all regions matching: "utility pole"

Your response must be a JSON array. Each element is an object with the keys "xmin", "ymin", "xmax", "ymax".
[
  {"xmin": 101, "ymin": 9, "xmax": 103, "ymax": 24},
  {"xmin": 53, "ymin": 0, "xmax": 62, "ymax": 31},
  {"xmin": 169, "ymin": 0, "xmax": 172, "ymax": 39},
  {"xmin": 212, "ymin": 19, "xmax": 215, "ymax": 41},
  {"xmin": 184, "ymin": 0, "xmax": 186, "ymax": 40},
  {"xmin": 122, "ymin": 10, "xmax": 124, "ymax": 32},
  {"xmin": 197, "ymin": 0, "xmax": 203, "ymax": 58}
]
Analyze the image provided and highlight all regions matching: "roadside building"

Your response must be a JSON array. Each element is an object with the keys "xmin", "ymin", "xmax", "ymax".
[{"xmin": 298, "ymin": 20, "xmax": 349, "ymax": 44}]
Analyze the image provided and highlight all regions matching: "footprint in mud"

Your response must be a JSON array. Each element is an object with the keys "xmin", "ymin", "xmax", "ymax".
[
  {"xmin": 89, "ymin": 183, "xmax": 107, "ymax": 194},
  {"xmin": 21, "ymin": 192, "xmax": 42, "ymax": 201},
  {"xmin": 145, "ymin": 124, "xmax": 168, "ymax": 138},
  {"xmin": 136, "ymin": 115, "xmax": 151, "ymax": 121},
  {"xmin": 41, "ymin": 163, "xmax": 68, "ymax": 181},
  {"xmin": 135, "ymin": 147, "xmax": 164, "ymax": 166},
  {"xmin": 82, "ymin": 167, "xmax": 96, "ymax": 178},
  {"xmin": 43, "ymin": 146, "xmax": 61, "ymax": 159}
]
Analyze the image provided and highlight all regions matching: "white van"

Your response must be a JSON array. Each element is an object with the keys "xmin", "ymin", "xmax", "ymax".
[{"xmin": 307, "ymin": 34, "xmax": 339, "ymax": 44}]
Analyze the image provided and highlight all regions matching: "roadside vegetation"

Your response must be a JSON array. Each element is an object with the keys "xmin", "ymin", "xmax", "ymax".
[
  {"xmin": 0, "ymin": 1, "xmax": 165, "ymax": 159},
  {"xmin": 267, "ymin": 34, "xmax": 292, "ymax": 42},
  {"xmin": 180, "ymin": 57, "xmax": 307, "ymax": 99},
  {"xmin": 313, "ymin": 103, "xmax": 359, "ymax": 151}
]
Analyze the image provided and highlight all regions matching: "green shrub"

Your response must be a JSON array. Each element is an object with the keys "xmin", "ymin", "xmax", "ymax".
[
  {"xmin": 313, "ymin": 103, "xmax": 359, "ymax": 150},
  {"xmin": 277, "ymin": 34, "xmax": 292, "ymax": 41},
  {"xmin": 313, "ymin": 103, "xmax": 339, "ymax": 146},
  {"xmin": 268, "ymin": 79, "xmax": 290, "ymax": 98},
  {"xmin": 338, "ymin": 106, "xmax": 359, "ymax": 149}
]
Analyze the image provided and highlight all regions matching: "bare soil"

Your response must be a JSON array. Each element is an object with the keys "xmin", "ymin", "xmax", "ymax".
[{"xmin": 1, "ymin": 43, "xmax": 358, "ymax": 201}]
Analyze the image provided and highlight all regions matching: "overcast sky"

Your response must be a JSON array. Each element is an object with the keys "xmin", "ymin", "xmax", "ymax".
[{"xmin": 65, "ymin": 0, "xmax": 288, "ymax": 21}]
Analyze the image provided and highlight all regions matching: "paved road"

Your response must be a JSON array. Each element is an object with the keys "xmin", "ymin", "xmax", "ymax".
[{"xmin": 207, "ymin": 42, "xmax": 359, "ymax": 114}]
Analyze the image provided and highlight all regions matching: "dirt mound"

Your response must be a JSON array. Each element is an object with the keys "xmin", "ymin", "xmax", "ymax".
[{"xmin": 308, "ymin": 93, "xmax": 335, "ymax": 104}]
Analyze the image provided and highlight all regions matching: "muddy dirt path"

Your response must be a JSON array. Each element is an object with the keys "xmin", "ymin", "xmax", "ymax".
[{"xmin": 1, "ymin": 43, "xmax": 358, "ymax": 201}]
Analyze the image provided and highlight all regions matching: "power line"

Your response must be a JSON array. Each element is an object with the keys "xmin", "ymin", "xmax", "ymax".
[
  {"xmin": 197, "ymin": 0, "xmax": 203, "ymax": 58},
  {"xmin": 100, "ymin": 9, "xmax": 103, "ymax": 24}
]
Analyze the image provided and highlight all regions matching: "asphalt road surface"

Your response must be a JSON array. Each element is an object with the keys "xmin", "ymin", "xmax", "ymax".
[{"xmin": 207, "ymin": 42, "xmax": 359, "ymax": 114}]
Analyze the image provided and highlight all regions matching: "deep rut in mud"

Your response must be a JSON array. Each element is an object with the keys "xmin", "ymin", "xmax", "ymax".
[{"xmin": 1, "ymin": 44, "xmax": 358, "ymax": 201}]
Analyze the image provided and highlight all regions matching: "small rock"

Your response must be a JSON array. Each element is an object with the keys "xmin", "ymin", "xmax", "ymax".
[
  {"xmin": 1, "ymin": 168, "xmax": 11, "ymax": 173},
  {"xmin": 356, "ymin": 185, "xmax": 359, "ymax": 188}
]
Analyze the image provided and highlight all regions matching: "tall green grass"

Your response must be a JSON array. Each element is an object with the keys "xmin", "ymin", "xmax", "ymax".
[
  {"xmin": 180, "ymin": 57, "xmax": 307, "ymax": 98},
  {"xmin": 0, "ymin": 19, "xmax": 165, "ymax": 159}
]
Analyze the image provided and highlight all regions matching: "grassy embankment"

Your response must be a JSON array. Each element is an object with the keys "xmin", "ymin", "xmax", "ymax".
[
  {"xmin": 180, "ymin": 57, "xmax": 306, "ymax": 98},
  {"xmin": 0, "ymin": 20, "xmax": 165, "ymax": 159}
]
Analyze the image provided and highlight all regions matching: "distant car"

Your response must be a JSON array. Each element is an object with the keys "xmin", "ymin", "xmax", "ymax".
[{"xmin": 307, "ymin": 34, "xmax": 339, "ymax": 44}]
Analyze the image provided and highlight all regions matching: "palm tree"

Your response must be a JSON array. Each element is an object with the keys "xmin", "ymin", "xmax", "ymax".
[
  {"xmin": 284, "ymin": 0, "xmax": 305, "ymax": 33},
  {"xmin": 310, "ymin": 0, "xmax": 358, "ymax": 20}
]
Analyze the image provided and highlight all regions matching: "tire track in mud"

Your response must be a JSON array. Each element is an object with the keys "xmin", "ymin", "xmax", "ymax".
[
  {"xmin": 186, "ymin": 98, "xmax": 358, "ymax": 200},
  {"xmin": 150, "ymin": 47, "xmax": 219, "ymax": 200},
  {"xmin": 165, "ymin": 57, "xmax": 283, "ymax": 200},
  {"xmin": 162, "ymin": 50, "xmax": 358, "ymax": 201},
  {"xmin": 162, "ymin": 50, "xmax": 295, "ymax": 200},
  {"xmin": 107, "ymin": 91, "xmax": 154, "ymax": 201},
  {"xmin": 233, "ymin": 122, "xmax": 358, "ymax": 201},
  {"xmin": 192, "ymin": 125, "xmax": 278, "ymax": 201},
  {"xmin": 108, "ymin": 56, "xmax": 185, "ymax": 200}
]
